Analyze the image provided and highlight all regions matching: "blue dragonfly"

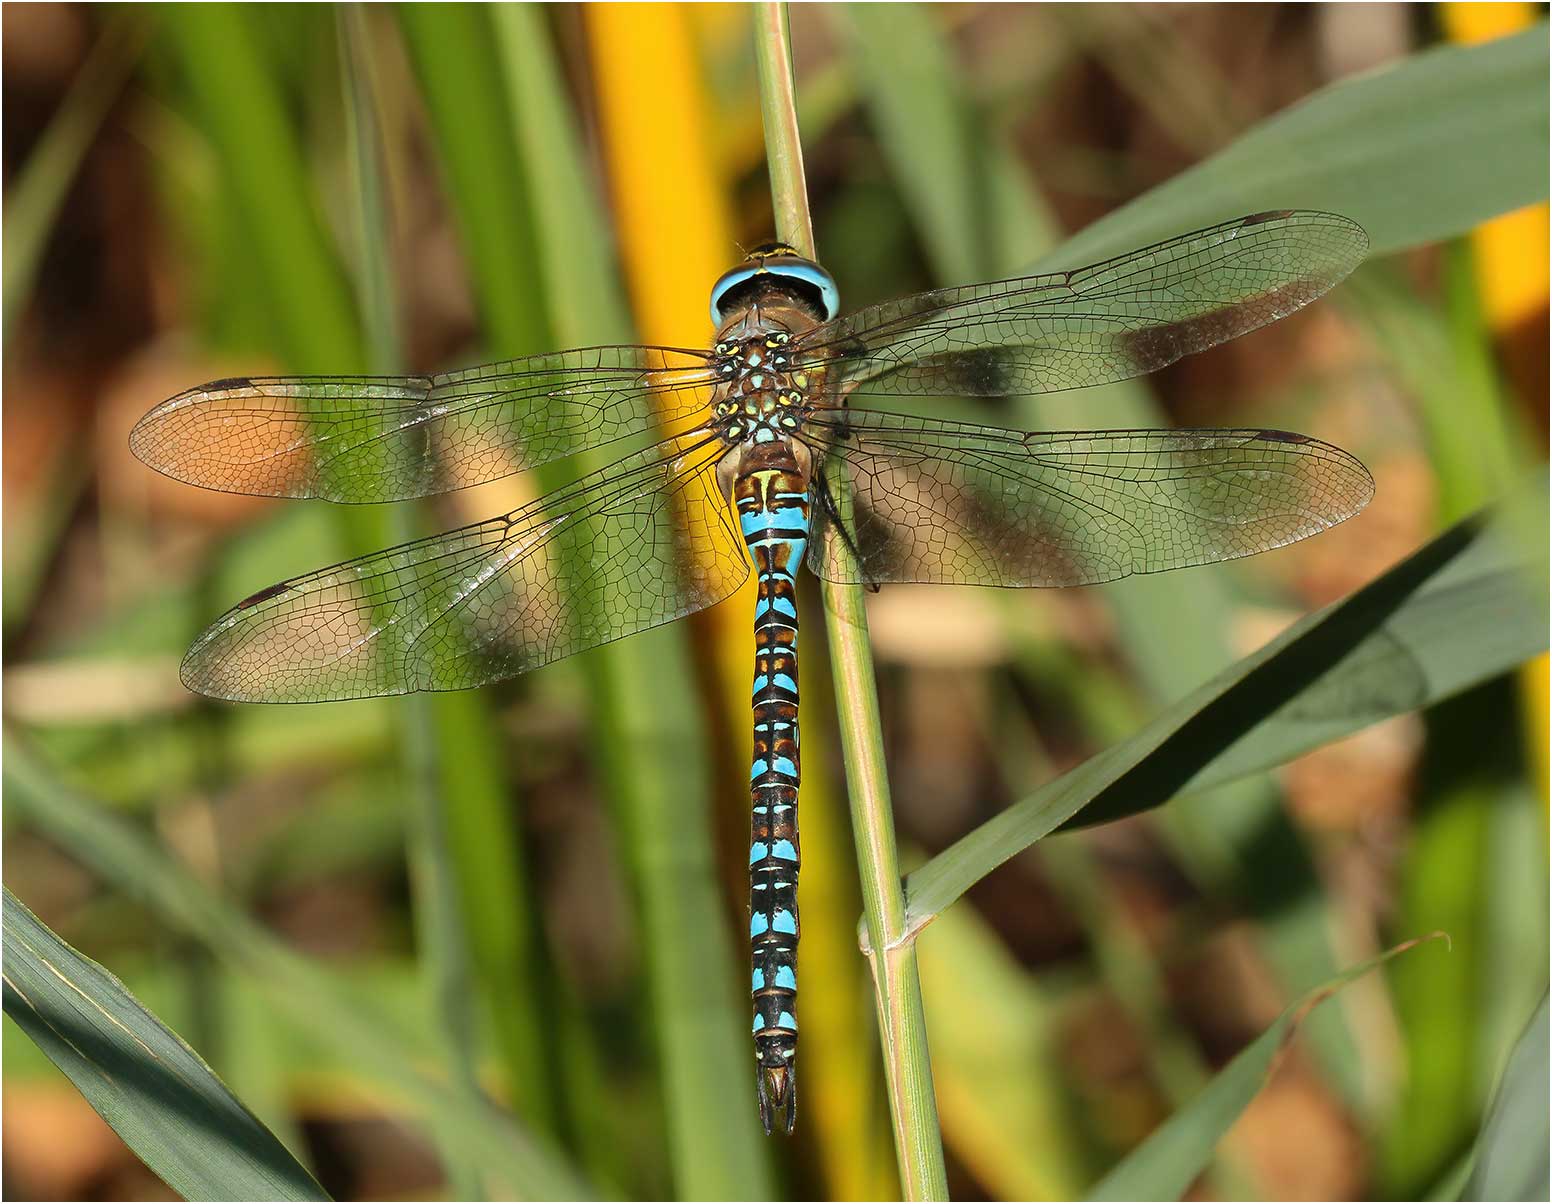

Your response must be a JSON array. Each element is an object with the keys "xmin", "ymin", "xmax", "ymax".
[{"xmin": 131, "ymin": 210, "xmax": 1373, "ymax": 1134}]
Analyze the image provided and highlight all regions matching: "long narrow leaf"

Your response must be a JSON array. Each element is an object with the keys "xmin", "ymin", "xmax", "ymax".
[
  {"xmin": 337, "ymin": 19, "xmax": 498, "ymax": 1194},
  {"xmin": 5, "ymin": 738, "xmax": 593, "ymax": 1199},
  {"xmin": 1047, "ymin": 26, "xmax": 1548, "ymax": 269},
  {"xmin": 3, "ymin": 887, "xmax": 328, "ymax": 1202},
  {"xmin": 1462, "ymin": 991, "xmax": 1551, "ymax": 1201},
  {"xmin": 904, "ymin": 480, "xmax": 1548, "ymax": 927},
  {"xmin": 167, "ymin": 5, "xmax": 361, "ymax": 371}
]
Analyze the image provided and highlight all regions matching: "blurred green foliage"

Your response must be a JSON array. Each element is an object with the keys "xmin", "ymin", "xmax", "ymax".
[{"xmin": 3, "ymin": 5, "xmax": 1546, "ymax": 1200}]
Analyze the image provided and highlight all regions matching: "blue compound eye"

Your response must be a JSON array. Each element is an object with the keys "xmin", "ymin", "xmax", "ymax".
[
  {"xmin": 771, "ymin": 259, "xmax": 839, "ymax": 321},
  {"xmin": 710, "ymin": 249, "xmax": 840, "ymax": 325},
  {"xmin": 709, "ymin": 265, "xmax": 755, "ymax": 326}
]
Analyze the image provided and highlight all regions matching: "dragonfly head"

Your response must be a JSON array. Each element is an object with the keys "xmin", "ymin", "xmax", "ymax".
[{"xmin": 711, "ymin": 243, "xmax": 839, "ymax": 329}]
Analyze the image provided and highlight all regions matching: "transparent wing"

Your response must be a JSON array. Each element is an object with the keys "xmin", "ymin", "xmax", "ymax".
[
  {"xmin": 130, "ymin": 345, "xmax": 718, "ymax": 503},
  {"xmin": 796, "ymin": 211, "xmax": 1367, "ymax": 400},
  {"xmin": 182, "ymin": 433, "xmax": 748, "ymax": 702},
  {"xmin": 801, "ymin": 411, "xmax": 1373, "ymax": 587}
]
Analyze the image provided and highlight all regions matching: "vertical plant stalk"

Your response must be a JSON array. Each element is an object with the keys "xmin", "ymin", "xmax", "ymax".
[
  {"xmin": 580, "ymin": 5, "xmax": 776, "ymax": 1193},
  {"xmin": 753, "ymin": 5, "xmax": 947, "ymax": 1196},
  {"xmin": 338, "ymin": 16, "xmax": 486, "ymax": 1198}
]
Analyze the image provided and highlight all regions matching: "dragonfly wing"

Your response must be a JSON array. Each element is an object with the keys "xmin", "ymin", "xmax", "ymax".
[
  {"xmin": 130, "ymin": 346, "xmax": 717, "ymax": 502},
  {"xmin": 802, "ymin": 411, "xmax": 1372, "ymax": 587},
  {"xmin": 182, "ymin": 434, "xmax": 748, "ymax": 701},
  {"xmin": 798, "ymin": 211, "xmax": 1367, "ymax": 400}
]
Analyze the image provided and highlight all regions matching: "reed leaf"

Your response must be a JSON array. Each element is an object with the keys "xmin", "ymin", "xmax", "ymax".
[
  {"xmin": 337, "ymin": 18, "xmax": 499, "ymax": 1193},
  {"xmin": 1046, "ymin": 25, "xmax": 1549, "ymax": 268},
  {"xmin": 3, "ymin": 887, "xmax": 329, "ymax": 1202},
  {"xmin": 905, "ymin": 479, "xmax": 1549, "ymax": 927},
  {"xmin": 5, "ymin": 736, "xmax": 593, "ymax": 1199},
  {"xmin": 1462, "ymin": 991, "xmax": 1550, "ymax": 1201}
]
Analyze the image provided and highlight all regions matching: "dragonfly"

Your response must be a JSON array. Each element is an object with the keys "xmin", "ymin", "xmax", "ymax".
[{"xmin": 132, "ymin": 209, "xmax": 1373, "ymax": 1135}]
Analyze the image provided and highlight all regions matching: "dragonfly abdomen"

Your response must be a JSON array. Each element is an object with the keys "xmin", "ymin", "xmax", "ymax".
[{"xmin": 735, "ymin": 454, "xmax": 810, "ymax": 1136}]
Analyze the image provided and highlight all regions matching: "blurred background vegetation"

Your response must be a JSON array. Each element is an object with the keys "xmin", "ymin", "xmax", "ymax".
[{"xmin": 2, "ymin": 3, "xmax": 1546, "ymax": 1200}]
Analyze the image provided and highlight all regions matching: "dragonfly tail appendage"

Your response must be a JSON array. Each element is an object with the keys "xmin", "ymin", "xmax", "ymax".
[
  {"xmin": 737, "ymin": 459, "xmax": 810, "ymax": 1137},
  {"xmin": 758, "ymin": 1060, "xmax": 797, "ymax": 1137}
]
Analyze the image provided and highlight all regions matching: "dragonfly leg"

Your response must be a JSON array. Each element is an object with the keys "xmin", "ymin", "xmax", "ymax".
[{"xmin": 811, "ymin": 459, "xmax": 881, "ymax": 592}]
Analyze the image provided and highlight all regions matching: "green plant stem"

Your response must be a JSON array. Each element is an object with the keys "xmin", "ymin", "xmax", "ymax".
[
  {"xmin": 5, "ymin": 735, "xmax": 590, "ymax": 1199},
  {"xmin": 753, "ymin": 5, "xmax": 947, "ymax": 1196},
  {"xmin": 338, "ymin": 16, "xmax": 486, "ymax": 1197}
]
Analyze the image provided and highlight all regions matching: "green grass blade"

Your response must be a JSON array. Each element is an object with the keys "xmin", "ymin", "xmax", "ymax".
[
  {"xmin": 166, "ymin": 4, "xmax": 361, "ymax": 371},
  {"xmin": 1087, "ymin": 935, "xmax": 1448, "ymax": 1202},
  {"xmin": 5, "ymin": 736, "xmax": 594, "ymax": 1199},
  {"xmin": 904, "ymin": 480, "xmax": 1549, "ymax": 926},
  {"xmin": 1462, "ymin": 991, "xmax": 1550, "ymax": 1201},
  {"xmin": 492, "ymin": 7, "xmax": 775, "ymax": 1189},
  {"xmin": 1106, "ymin": 485, "xmax": 1549, "ymax": 804},
  {"xmin": 830, "ymin": 5, "xmax": 996, "ymax": 285},
  {"xmin": 399, "ymin": 5, "xmax": 771, "ymax": 1189},
  {"xmin": 337, "ymin": 9, "xmax": 403, "ymax": 370},
  {"xmin": 3, "ymin": 886, "xmax": 329, "ymax": 1202},
  {"xmin": 395, "ymin": 6, "xmax": 594, "ymax": 1152},
  {"xmin": 1362, "ymin": 236, "xmax": 1545, "ymax": 1193},
  {"xmin": 1381, "ymin": 760, "xmax": 1502, "ymax": 1193},
  {"xmin": 397, "ymin": 2, "xmax": 547, "ymax": 352},
  {"xmin": 491, "ymin": 5, "xmax": 631, "ymax": 345},
  {"xmin": 1045, "ymin": 26, "xmax": 1549, "ymax": 269},
  {"xmin": 337, "ymin": 17, "xmax": 497, "ymax": 1191}
]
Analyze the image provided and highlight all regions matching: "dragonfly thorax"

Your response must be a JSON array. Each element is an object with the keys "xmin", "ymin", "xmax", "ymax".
[{"xmin": 710, "ymin": 329, "xmax": 816, "ymax": 447}]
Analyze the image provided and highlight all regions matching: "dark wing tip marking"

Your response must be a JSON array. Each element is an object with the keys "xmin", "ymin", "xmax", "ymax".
[
  {"xmin": 235, "ymin": 581, "xmax": 293, "ymax": 609},
  {"xmin": 1241, "ymin": 209, "xmax": 1296, "ymax": 226},
  {"xmin": 202, "ymin": 376, "xmax": 255, "ymax": 393},
  {"xmin": 1254, "ymin": 428, "xmax": 1312, "ymax": 444}
]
